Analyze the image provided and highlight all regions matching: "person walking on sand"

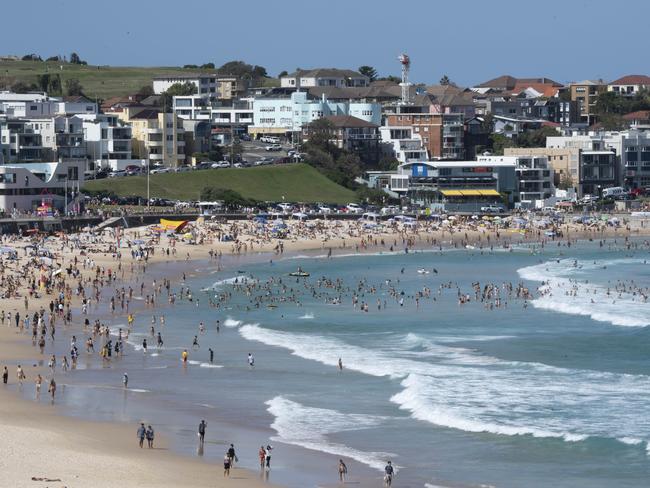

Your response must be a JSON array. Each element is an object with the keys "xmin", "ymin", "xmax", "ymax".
[
  {"xmin": 265, "ymin": 444, "xmax": 273, "ymax": 469},
  {"xmin": 227, "ymin": 443, "xmax": 237, "ymax": 465},
  {"xmin": 2, "ymin": 366, "xmax": 8, "ymax": 384},
  {"xmin": 137, "ymin": 423, "xmax": 146, "ymax": 448},
  {"xmin": 35, "ymin": 374, "xmax": 42, "ymax": 396},
  {"xmin": 338, "ymin": 459, "xmax": 348, "ymax": 482},
  {"xmin": 384, "ymin": 460, "xmax": 394, "ymax": 486},
  {"xmin": 16, "ymin": 365, "xmax": 26, "ymax": 385},
  {"xmin": 248, "ymin": 353, "xmax": 254, "ymax": 369},
  {"xmin": 123, "ymin": 373, "xmax": 128, "ymax": 389},
  {"xmin": 258, "ymin": 445, "xmax": 266, "ymax": 469},
  {"xmin": 209, "ymin": 348, "xmax": 214, "ymax": 363},
  {"xmin": 182, "ymin": 349, "xmax": 188, "ymax": 364},
  {"xmin": 223, "ymin": 453, "xmax": 231, "ymax": 477},
  {"xmin": 338, "ymin": 357, "xmax": 343, "ymax": 371},
  {"xmin": 146, "ymin": 425, "xmax": 155, "ymax": 448},
  {"xmin": 198, "ymin": 420, "xmax": 206, "ymax": 446},
  {"xmin": 48, "ymin": 378, "xmax": 56, "ymax": 401}
]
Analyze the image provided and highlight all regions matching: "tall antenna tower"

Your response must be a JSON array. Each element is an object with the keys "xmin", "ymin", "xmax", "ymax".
[{"xmin": 398, "ymin": 53, "xmax": 412, "ymax": 105}]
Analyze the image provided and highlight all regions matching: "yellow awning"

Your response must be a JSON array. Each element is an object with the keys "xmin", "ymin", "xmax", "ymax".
[
  {"xmin": 478, "ymin": 189, "xmax": 501, "ymax": 196},
  {"xmin": 441, "ymin": 189, "xmax": 501, "ymax": 197},
  {"xmin": 460, "ymin": 190, "xmax": 483, "ymax": 196},
  {"xmin": 440, "ymin": 190, "xmax": 463, "ymax": 196}
]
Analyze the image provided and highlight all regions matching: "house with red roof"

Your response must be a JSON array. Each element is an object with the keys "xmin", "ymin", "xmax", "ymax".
[{"xmin": 607, "ymin": 75, "xmax": 650, "ymax": 97}]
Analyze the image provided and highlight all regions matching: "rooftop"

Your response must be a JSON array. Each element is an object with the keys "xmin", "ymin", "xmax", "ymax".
[
  {"xmin": 319, "ymin": 115, "xmax": 378, "ymax": 128},
  {"xmin": 609, "ymin": 75, "xmax": 650, "ymax": 85},
  {"xmin": 285, "ymin": 68, "xmax": 367, "ymax": 79}
]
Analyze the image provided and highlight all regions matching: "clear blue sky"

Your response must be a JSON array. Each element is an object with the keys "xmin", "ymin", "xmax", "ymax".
[{"xmin": 2, "ymin": 0, "xmax": 647, "ymax": 86}]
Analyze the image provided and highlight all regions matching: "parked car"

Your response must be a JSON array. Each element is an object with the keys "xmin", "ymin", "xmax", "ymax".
[
  {"xmin": 239, "ymin": 133, "xmax": 251, "ymax": 141},
  {"xmin": 265, "ymin": 144, "xmax": 282, "ymax": 151},
  {"xmin": 318, "ymin": 205, "xmax": 332, "ymax": 214},
  {"xmin": 480, "ymin": 205, "xmax": 504, "ymax": 213},
  {"xmin": 108, "ymin": 170, "xmax": 126, "ymax": 178},
  {"xmin": 211, "ymin": 161, "xmax": 231, "ymax": 169},
  {"xmin": 346, "ymin": 203, "xmax": 363, "ymax": 214},
  {"xmin": 260, "ymin": 136, "xmax": 280, "ymax": 144},
  {"xmin": 125, "ymin": 165, "xmax": 142, "ymax": 176}
]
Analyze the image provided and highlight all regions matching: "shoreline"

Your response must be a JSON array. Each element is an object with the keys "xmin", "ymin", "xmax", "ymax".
[{"xmin": 1, "ymin": 216, "xmax": 650, "ymax": 488}]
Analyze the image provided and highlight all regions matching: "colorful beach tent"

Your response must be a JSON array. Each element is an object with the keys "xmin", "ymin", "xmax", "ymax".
[{"xmin": 159, "ymin": 219, "xmax": 188, "ymax": 232}]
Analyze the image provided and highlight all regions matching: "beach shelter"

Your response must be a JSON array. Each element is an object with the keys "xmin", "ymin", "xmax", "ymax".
[{"xmin": 159, "ymin": 219, "xmax": 189, "ymax": 233}]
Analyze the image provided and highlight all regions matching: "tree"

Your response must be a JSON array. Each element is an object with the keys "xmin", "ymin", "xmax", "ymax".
[
  {"xmin": 137, "ymin": 85, "xmax": 155, "ymax": 97},
  {"xmin": 11, "ymin": 81, "xmax": 37, "ymax": 93},
  {"xmin": 278, "ymin": 70, "xmax": 288, "ymax": 78},
  {"xmin": 218, "ymin": 60, "xmax": 268, "ymax": 81},
  {"xmin": 439, "ymin": 74, "xmax": 453, "ymax": 86},
  {"xmin": 377, "ymin": 155, "xmax": 399, "ymax": 171},
  {"xmin": 69, "ymin": 52, "xmax": 87, "ymax": 65},
  {"xmin": 558, "ymin": 172, "xmax": 574, "ymax": 190},
  {"xmin": 516, "ymin": 126, "xmax": 560, "ymax": 148},
  {"xmin": 358, "ymin": 66, "xmax": 378, "ymax": 82},
  {"xmin": 489, "ymin": 133, "xmax": 515, "ymax": 155},
  {"xmin": 21, "ymin": 54, "xmax": 42, "ymax": 61},
  {"xmin": 200, "ymin": 62, "xmax": 215, "ymax": 69},
  {"xmin": 159, "ymin": 81, "xmax": 197, "ymax": 110},
  {"xmin": 46, "ymin": 55, "xmax": 61, "ymax": 62},
  {"xmin": 183, "ymin": 64, "xmax": 198, "ymax": 69},
  {"xmin": 64, "ymin": 78, "xmax": 84, "ymax": 96}
]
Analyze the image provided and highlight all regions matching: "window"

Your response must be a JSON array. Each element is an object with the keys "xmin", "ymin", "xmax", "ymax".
[
  {"xmin": 30, "ymin": 105, "xmax": 37, "ymax": 110},
  {"xmin": 259, "ymin": 106, "xmax": 276, "ymax": 112},
  {"xmin": 0, "ymin": 173, "xmax": 16, "ymax": 183}
]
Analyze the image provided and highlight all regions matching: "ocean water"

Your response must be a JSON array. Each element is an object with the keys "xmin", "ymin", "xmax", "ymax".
[{"xmin": 13, "ymin": 240, "xmax": 650, "ymax": 487}]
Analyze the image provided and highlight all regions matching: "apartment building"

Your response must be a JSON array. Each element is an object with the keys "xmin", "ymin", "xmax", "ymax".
[
  {"xmin": 569, "ymin": 80, "xmax": 606, "ymax": 124},
  {"xmin": 504, "ymin": 147, "xmax": 579, "ymax": 188},
  {"xmin": 379, "ymin": 126, "xmax": 428, "ymax": 164},
  {"xmin": 302, "ymin": 115, "xmax": 380, "ymax": 163},
  {"xmin": 119, "ymin": 108, "xmax": 185, "ymax": 166},
  {"xmin": 79, "ymin": 113, "xmax": 137, "ymax": 172},
  {"xmin": 153, "ymin": 73, "xmax": 217, "ymax": 96},
  {"xmin": 280, "ymin": 68, "xmax": 369, "ymax": 89},
  {"xmin": 0, "ymin": 118, "xmax": 53, "ymax": 163},
  {"xmin": 478, "ymin": 155, "xmax": 553, "ymax": 207},
  {"xmin": 384, "ymin": 107, "xmax": 465, "ymax": 160},
  {"xmin": 250, "ymin": 91, "xmax": 380, "ymax": 137}
]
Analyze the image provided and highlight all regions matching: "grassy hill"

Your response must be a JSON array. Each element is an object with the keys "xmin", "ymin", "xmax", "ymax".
[
  {"xmin": 0, "ymin": 59, "xmax": 278, "ymax": 99},
  {"xmin": 84, "ymin": 164, "xmax": 357, "ymax": 204}
]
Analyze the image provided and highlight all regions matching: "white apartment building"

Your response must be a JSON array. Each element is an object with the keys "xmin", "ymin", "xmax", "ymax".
[
  {"xmin": 280, "ymin": 68, "xmax": 369, "ymax": 89},
  {"xmin": 379, "ymin": 126, "xmax": 428, "ymax": 163},
  {"xmin": 79, "ymin": 113, "xmax": 139, "ymax": 172},
  {"xmin": 250, "ymin": 91, "xmax": 380, "ymax": 137},
  {"xmin": 478, "ymin": 155, "xmax": 554, "ymax": 207},
  {"xmin": 0, "ymin": 92, "xmax": 97, "ymax": 118},
  {"xmin": 153, "ymin": 74, "xmax": 217, "ymax": 96}
]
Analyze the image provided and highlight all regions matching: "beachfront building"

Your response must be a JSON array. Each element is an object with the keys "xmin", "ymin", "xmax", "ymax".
[
  {"xmin": 504, "ymin": 147, "xmax": 579, "ymax": 190},
  {"xmin": 390, "ymin": 160, "xmax": 517, "ymax": 211},
  {"xmin": 119, "ymin": 108, "xmax": 185, "ymax": 167},
  {"xmin": 478, "ymin": 155, "xmax": 554, "ymax": 208},
  {"xmin": 249, "ymin": 91, "xmax": 381, "ymax": 139},
  {"xmin": 280, "ymin": 68, "xmax": 370, "ymax": 89},
  {"xmin": 0, "ymin": 160, "xmax": 84, "ymax": 214},
  {"xmin": 547, "ymin": 129, "xmax": 650, "ymax": 193}
]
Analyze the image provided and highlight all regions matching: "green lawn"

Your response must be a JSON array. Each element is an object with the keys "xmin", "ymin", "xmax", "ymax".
[
  {"xmin": 84, "ymin": 164, "xmax": 357, "ymax": 204},
  {"xmin": 0, "ymin": 60, "xmax": 278, "ymax": 99}
]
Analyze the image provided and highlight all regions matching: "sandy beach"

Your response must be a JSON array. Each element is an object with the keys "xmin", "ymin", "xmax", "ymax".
[{"xmin": 1, "ymin": 212, "xmax": 649, "ymax": 488}]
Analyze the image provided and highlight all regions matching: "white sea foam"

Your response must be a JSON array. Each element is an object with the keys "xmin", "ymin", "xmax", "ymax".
[
  {"xmin": 265, "ymin": 396, "xmax": 394, "ymax": 471},
  {"xmin": 242, "ymin": 324, "xmax": 650, "ymax": 447},
  {"xmin": 518, "ymin": 258, "xmax": 650, "ymax": 327},
  {"xmin": 187, "ymin": 360, "xmax": 223, "ymax": 368},
  {"xmin": 223, "ymin": 317, "xmax": 242, "ymax": 328},
  {"xmin": 205, "ymin": 275, "xmax": 252, "ymax": 291},
  {"xmin": 299, "ymin": 312, "xmax": 315, "ymax": 319}
]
